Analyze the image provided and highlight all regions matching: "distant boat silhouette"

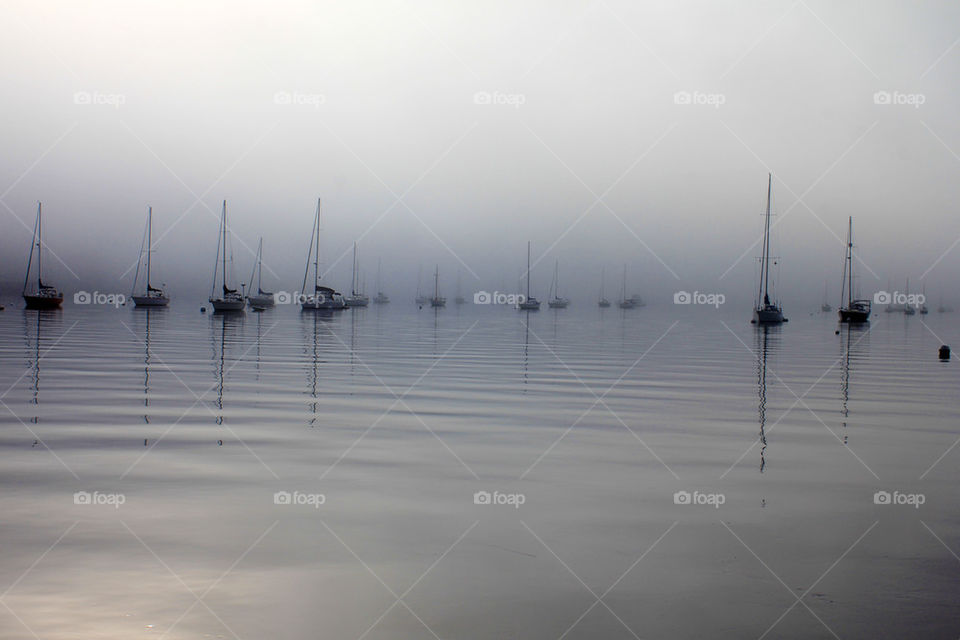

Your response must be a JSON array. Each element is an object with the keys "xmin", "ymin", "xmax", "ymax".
[
  {"xmin": 752, "ymin": 174, "xmax": 785, "ymax": 324},
  {"xmin": 245, "ymin": 237, "xmax": 274, "ymax": 310},
  {"xmin": 837, "ymin": 217, "xmax": 870, "ymax": 323},
  {"xmin": 518, "ymin": 241, "xmax": 540, "ymax": 310},
  {"xmin": 22, "ymin": 202, "xmax": 63, "ymax": 310},
  {"xmin": 132, "ymin": 206, "xmax": 169, "ymax": 307},
  {"xmin": 300, "ymin": 198, "xmax": 346, "ymax": 311}
]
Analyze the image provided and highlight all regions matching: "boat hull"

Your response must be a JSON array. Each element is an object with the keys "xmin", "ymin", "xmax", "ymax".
[
  {"xmin": 838, "ymin": 309, "xmax": 870, "ymax": 323},
  {"xmin": 430, "ymin": 297, "xmax": 446, "ymax": 308},
  {"xmin": 548, "ymin": 299, "xmax": 569, "ymax": 308},
  {"xmin": 344, "ymin": 296, "xmax": 369, "ymax": 307},
  {"xmin": 302, "ymin": 297, "xmax": 346, "ymax": 311},
  {"xmin": 133, "ymin": 295, "xmax": 169, "ymax": 307},
  {"xmin": 246, "ymin": 295, "xmax": 275, "ymax": 309},
  {"xmin": 753, "ymin": 306, "xmax": 784, "ymax": 324},
  {"xmin": 24, "ymin": 294, "xmax": 63, "ymax": 310},
  {"xmin": 210, "ymin": 298, "xmax": 245, "ymax": 312}
]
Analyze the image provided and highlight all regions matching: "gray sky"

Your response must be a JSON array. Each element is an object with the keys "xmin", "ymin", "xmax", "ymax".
[{"xmin": 2, "ymin": 0, "xmax": 959, "ymax": 309}]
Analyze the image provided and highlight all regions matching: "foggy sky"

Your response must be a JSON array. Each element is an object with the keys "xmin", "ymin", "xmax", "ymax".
[{"xmin": 2, "ymin": 0, "xmax": 959, "ymax": 310}]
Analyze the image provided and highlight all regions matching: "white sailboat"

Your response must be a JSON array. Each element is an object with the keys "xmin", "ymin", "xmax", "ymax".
[
  {"xmin": 344, "ymin": 242, "xmax": 369, "ymax": 307},
  {"xmin": 132, "ymin": 207, "xmax": 169, "ymax": 307},
  {"xmin": 752, "ymin": 174, "xmax": 785, "ymax": 324},
  {"xmin": 518, "ymin": 241, "xmax": 541, "ymax": 310},
  {"xmin": 22, "ymin": 202, "xmax": 64, "ymax": 310},
  {"xmin": 430, "ymin": 265, "xmax": 446, "ymax": 307},
  {"xmin": 245, "ymin": 238, "xmax": 274, "ymax": 309},
  {"xmin": 300, "ymin": 198, "xmax": 346, "ymax": 311},
  {"xmin": 208, "ymin": 201, "xmax": 244, "ymax": 312},
  {"xmin": 547, "ymin": 259, "xmax": 570, "ymax": 308}
]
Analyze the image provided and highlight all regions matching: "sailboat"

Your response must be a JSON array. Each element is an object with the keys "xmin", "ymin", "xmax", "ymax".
[
  {"xmin": 245, "ymin": 238, "xmax": 274, "ymax": 309},
  {"xmin": 132, "ymin": 207, "xmax": 169, "ymax": 307},
  {"xmin": 208, "ymin": 201, "xmax": 244, "ymax": 312},
  {"xmin": 22, "ymin": 202, "xmax": 64, "ymax": 309},
  {"xmin": 518, "ymin": 241, "xmax": 541, "ymax": 310},
  {"xmin": 547, "ymin": 259, "xmax": 570, "ymax": 308},
  {"xmin": 373, "ymin": 259, "xmax": 390, "ymax": 304},
  {"xmin": 415, "ymin": 265, "xmax": 428, "ymax": 305},
  {"xmin": 752, "ymin": 174, "xmax": 785, "ymax": 324},
  {"xmin": 301, "ymin": 198, "xmax": 346, "ymax": 311},
  {"xmin": 618, "ymin": 265, "xmax": 635, "ymax": 309},
  {"xmin": 344, "ymin": 242, "xmax": 370, "ymax": 307},
  {"xmin": 837, "ymin": 217, "xmax": 870, "ymax": 323},
  {"xmin": 429, "ymin": 265, "xmax": 446, "ymax": 307},
  {"xmin": 598, "ymin": 268, "xmax": 611, "ymax": 307},
  {"xmin": 455, "ymin": 271, "xmax": 466, "ymax": 305},
  {"xmin": 919, "ymin": 283, "xmax": 929, "ymax": 314},
  {"xmin": 820, "ymin": 281, "xmax": 831, "ymax": 313},
  {"xmin": 903, "ymin": 278, "xmax": 916, "ymax": 315}
]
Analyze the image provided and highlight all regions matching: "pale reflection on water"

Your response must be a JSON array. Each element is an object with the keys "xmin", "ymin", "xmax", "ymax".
[{"xmin": 1, "ymin": 303, "xmax": 959, "ymax": 639}]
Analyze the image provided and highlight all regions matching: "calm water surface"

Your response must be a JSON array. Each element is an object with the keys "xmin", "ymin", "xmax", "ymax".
[{"xmin": 1, "ymin": 302, "xmax": 959, "ymax": 639}]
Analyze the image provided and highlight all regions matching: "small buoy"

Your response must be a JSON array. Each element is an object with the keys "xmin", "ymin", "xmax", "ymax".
[
  {"xmin": 218, "ymin": 439, "xmax": 223, "ymax": 446},
  {"xmin": 939, "ymin": 345, "xmax": 950, "ymax": 360},
  {"xmin": 835, "ymin": 329, "xmax": 840, "ymax": 335},
  {"xmin": 144, "ymin": 438, "xmax": 148, "ymax": 446},
  {"xmin": 201, "ymin": 306, "xmax": 207, "ymax": 313}
]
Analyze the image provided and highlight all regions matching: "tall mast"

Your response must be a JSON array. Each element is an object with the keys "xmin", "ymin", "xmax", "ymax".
[
  {"xmin": 526, "ymin": 241, "xmax": 531, "ymax": 298},
  {"xmin": 377, "ymin": 258, "xmax": 382, "ymax": 294},
  {"xmin": 847, "ymin": 217, "xmax": 853, "ymax": 307},
  {"xmin": 256, "ymin": 238, "xmax": 263, "ymax": 291},
  {"xmin": 600, "ymin": 267, "xmax": 605, "ymax": 302},
  {"xmin": 23, "ymin": 203, "xmax": 40, "ymax": 294},
  {"xmin": 434, "ymin": 265, "xmax": 439, "ymax": 298},
  {"xmin": 315, "ymin": 199, "xmax": 321, "ymax": 286},
  {"xmin": 221, "ymin": 200, "xmax": 228, "ymax": 293},
  {"xmin": 758, "ymin": 173, "xmax": 772, "ymax": 306},
  {"xmin": 146, "ymin": 207, "xmax": 153, "ymax": 291},
  {"xmin": 352, "ymin": 242, "xmax": 358, "ymax": 295},
  {"xmin": 37, "ymin": 202, "xmax": 43, "ymax": 287}
]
